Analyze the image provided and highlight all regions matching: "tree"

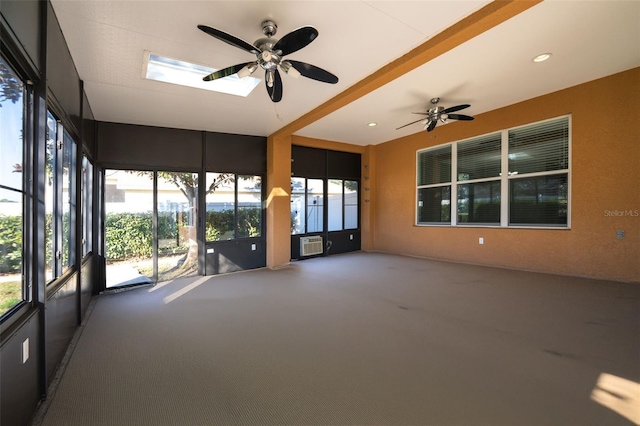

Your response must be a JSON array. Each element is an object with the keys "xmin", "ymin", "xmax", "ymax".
[
  {"xmin": 134, "ymin": 171, "xmax": 234, "ymax": 203},
  {"xmin": 0, "ymin": 61, "xmax": 23, "ymax": 107},
  {"xmin": 130, "ymin": 171, "xmax": 235, "ymax": 266},
  {"xmin": 329, "ymin": 179, "xmax": 358, "ymax": 191}
]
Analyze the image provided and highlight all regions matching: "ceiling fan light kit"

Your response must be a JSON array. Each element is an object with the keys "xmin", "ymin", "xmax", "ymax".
[
  {"xmin": 397, "ymin": 97, "xmax": 474, "ymax": 133},
  {"xmin": 198, "ymin": 19, "xmax": 338, "ymax": 102}
]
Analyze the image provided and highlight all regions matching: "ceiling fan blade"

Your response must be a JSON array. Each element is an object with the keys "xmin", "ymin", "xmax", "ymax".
[
  {"xmin": 203, "ymin": 63, "xmax": 253, "ymax": 81},
  {"xmin": 273, "ymin": 26, "xmax": 318, "ymax": 56},
  {"xmin": 287, "ymin": 60, "xmax": 338, "ymax": 84},
  {"xmin": 442, "ymin": 104, "xmax": 470, "ymax": 114},
  {"xmin": 427, "ymin": 120, "xmax": 438, "ymax": 132},
  {"xmin": 396, "ymin": 117, "xmax": 427, "ymax": 130},
  {"xmin": 266, "ymin": 69, "xmax": 283, "ymax": 103},
  {"xmin": 198, "ymin": 25, "xmax": 258, "ymax": 54},
  {"xmin": 447, "ymin": 114, "xmax": 474, "ymax": 121}
]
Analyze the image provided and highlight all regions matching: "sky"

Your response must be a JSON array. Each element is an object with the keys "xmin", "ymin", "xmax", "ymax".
[{"xmin": 0, "ymin": 79, "xmax": 24, "ymax": 204}]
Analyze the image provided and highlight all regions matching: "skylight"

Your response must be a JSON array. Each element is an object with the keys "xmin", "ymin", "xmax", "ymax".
[{"xmin": 144, "ymin": 52, "xmax": 260, "ymax": 97}]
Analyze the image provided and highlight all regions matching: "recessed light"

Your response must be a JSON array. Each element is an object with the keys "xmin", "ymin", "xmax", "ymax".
[
  {"xmin": 367, "ymin": 122, "xmax": 377, "ymax": 127},
  {"xmin": 532, "ymin": 53, "xmax": 552, "ymax": 63}
]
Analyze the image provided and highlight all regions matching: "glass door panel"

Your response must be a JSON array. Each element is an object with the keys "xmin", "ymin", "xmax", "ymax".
[
  {"xmin": 205, "ymin": 173, "xmax": 235, "ymax": 241},
  {"xmin": 306, "ymin": 179, "xmax": 324, "ymax": 233},
  {"xmin": 157, "ymin": 172, "xmax": 198, "ymax": 281},
  {"xmin": 291, "ymin": 177, "xmax": 305, "ymax": 235},
  {"xmin": 237, "ymin": 175, "xmax": 262, "ymax": 238},
  {"xmin": 104, "ymin": 169, "xmax": 153, "ymax": 288}
]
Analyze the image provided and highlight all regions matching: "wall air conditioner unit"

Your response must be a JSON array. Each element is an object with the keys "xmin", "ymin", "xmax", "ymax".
[{"xmin": 300, "ymin": 236, "xmax": 323, "ymax": 256}]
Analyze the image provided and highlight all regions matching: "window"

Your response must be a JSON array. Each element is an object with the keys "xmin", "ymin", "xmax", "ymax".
[
  {"xmin": 45, "ymin": 111, "xmax": 78, "ymax": 283},
  {"xmin": 157, "ymin": 171, "xmax": 199, "ymax": 281},
  {"xmin": 417, "ymin": 146, "xmax": 451, "ymax": 223},
  {"xmin": 205, "ymin": 173, "xmax": 262, "ymax": 241},
  {"xmin": 0, "ymin": 56, "xmax": 26, "ymax": 316},
  {"xmin": 61, "ymin": 129, "xmax": 76, "ymax": 271},
  {"xmin": 237, "ymin": 175, "xmax": 262, "ymax": 239},
  {"xmin": 82, "ymin": 156, "xmax": 93, "ymax": 257},
  {"xmin": 508, "ymin": 118, "xmax": 569, "ymax": 226},
  {"xmin": 290, "ymin": 178, "xmax": 324, "ymax": 235},
  {"xmin": 328, "ymin": 180, "xmax": 359, "ymax": 231},
  {"xmin": 45, "ymin": 113, "xmax": 56, "ymax": 281},
  {"xmin": 417, "ymin": 116, "xmax": 570, "ymax": 228},
  {"xmin": 457, "ymin": 133, "xmax": 502, "ymax": 225}
]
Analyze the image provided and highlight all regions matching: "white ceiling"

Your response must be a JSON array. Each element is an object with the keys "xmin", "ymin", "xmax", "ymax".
[{"xmin": 50, "ymin": 0, "xmax": 640, "ymax": 146}]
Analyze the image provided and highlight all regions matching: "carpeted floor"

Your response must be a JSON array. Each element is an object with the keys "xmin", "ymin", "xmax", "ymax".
[{"xmin": 35, "ymin": 252, "xmax": 640, "ymax": 425}]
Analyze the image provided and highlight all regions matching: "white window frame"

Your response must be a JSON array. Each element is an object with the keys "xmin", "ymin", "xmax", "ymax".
[{"xmin": 416, "ymin": 115, "xmax": 571, "ymax": 229}]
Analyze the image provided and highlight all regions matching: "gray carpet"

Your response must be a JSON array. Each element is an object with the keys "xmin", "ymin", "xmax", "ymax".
[{"xmin": 36, "ymin": 252, "xmax": 639, "ymax": 425}]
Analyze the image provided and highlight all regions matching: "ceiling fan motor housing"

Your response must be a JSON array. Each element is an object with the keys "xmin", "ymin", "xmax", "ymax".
[
  {"xmin": 430, "ymin": 105, "xmax": 445, "ymax": 121},
  {"xmin": 257, "ymin": 46, "xmax": 280, "ymax": 71},
  {"xmin": 261, "ymin": 20, "xmax": 277, "ymax": 37}
]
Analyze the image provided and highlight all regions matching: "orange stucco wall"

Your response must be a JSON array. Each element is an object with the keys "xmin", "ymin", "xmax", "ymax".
[
  {"xmin": 266, "ymin": 134, "xmax": 293, "ymax": 269},
  {"xmin": 371, "ymin": 68, "xmax": 639, "ymax": 282}
]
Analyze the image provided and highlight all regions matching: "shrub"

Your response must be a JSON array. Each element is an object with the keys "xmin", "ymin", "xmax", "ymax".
[
  {"xmin": 0, "ymin": 215, "xmax": 22, "ymax": 274},
  {"xmin": 205, "ymin": 207, "xmax": 261, "ymax": 241},
  {"xmin": 105, "ymin": 212, "xmax": 153, "ymax": 260}
]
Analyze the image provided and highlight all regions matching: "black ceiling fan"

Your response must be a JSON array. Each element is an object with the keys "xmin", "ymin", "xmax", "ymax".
[
  {"xmin": 397, "ymin": 98, "xmax": 474, "ymax": 132},
  {"xmin": 197, "ymin": 20, "xmax": 338, "ymax": 102}
]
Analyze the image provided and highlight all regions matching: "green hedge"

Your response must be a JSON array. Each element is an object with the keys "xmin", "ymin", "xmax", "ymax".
[
  {"xmin": 0, "ymin": 215, "xmax": 21, "ymax": 274},
  {"xmin": 105, "ymin": 212, "xmax": 154, "ymax": 260},
  {"xmin": 205, "ymin": 208, "xmax": 260, "ymax": 241},
  {"xmin": 1, "ymin": 208, "xmax": 262, "ymax": 269}
]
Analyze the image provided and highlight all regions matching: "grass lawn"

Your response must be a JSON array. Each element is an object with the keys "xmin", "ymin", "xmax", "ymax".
[{"xmin": 0, "ymin": 279, "xmax": 22, "ymax": 316}]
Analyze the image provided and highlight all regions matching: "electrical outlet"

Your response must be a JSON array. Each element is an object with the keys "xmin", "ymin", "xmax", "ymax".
[
  {"xmin": 22, "ymin": 338, "xmax": 29, "ymax": 364},
  {"xmin": 479, "ymin": 237, "xmax": 484, "ymax": 245},
  {"xmin": 350, "ymin": 234, "xmax": 353, "ymax": 240},
  {"xmin": 251, "ymin": 244, "xmax": 256, "ymax": 251}
]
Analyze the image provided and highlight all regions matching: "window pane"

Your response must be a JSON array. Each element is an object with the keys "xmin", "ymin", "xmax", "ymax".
[
  {"xmin": 205, "ymin": 173, "xmax": 235, "ymax": 241},
  {"xmin": 0, "ymin": 188, "xmax": 23, "ymax": 316},
  {"xmin": 345, "ymin": 180, "xmax": 358, "ymax": 230},
  {"xmin": 418, "ymin": 146, "xmax": 451, "ymax": 186},
  {"xmin": 457, "ymin": 133, "xmax": 501, "ymax": 181},
  {"xmin": 104, "ymin": 170, "xmax": 154, "ymax": 288},
  {"xmin": 82, "ymin": 157, "xmax": 93, "ymax": 256},
  {"xmin": 237, "ymin": 175, "xmax": 261, "ymax": 238},
  {"xmin": 307, "ymin": 179, "xmax": 324, "ymax": 233},
  {"xmin": 0, "ymin": 56, "xmax": 25, "ymax": 315},
  {"xmin": 61, "ymin": 130, "xmax": 76, "ymax": 272},
  {"xmin": 328, "ymin": 180, "xmax": 343, "ymax": 232},
  {"xmin": 291, "ymin": 177, "xmax": 305, "ymax": 235},
  {"xmin": 510, "ymin": 174, "xmax": 568, "ymax": 226},
  {"xmin": 158, "ymin": 171, "xmax": 198, "ymax": 281},
  {"xmin": 509, "ymin": 117, "xmax": 569, "ymax": 175},
  {"xmin": 458, "ymin": 181, "xmax": 501, "ymax": 224},
  {"xmin": 45, "ymin": 113, "xmax": 56, "ymax": 282},
  {"xmin": 0, "ymin": 70, "xmax": 24, "ymax": 190},
  {"xmin": 418, "ymin": 186, "xmax": 451, "ymax": 223}
]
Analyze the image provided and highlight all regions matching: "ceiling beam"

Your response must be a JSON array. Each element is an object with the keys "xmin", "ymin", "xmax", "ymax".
[{"xmin": 270, "ymin": 0, "xmax": 543, "ymax": 140}]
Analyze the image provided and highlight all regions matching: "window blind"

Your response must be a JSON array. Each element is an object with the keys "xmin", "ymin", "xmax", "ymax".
[
  {"xmin": 417, "ymin": 145, "xmax": 451, "ymax": 186},
  {"xmin": 508, "ymin": 117, "xmax": 569, "ymax": 175},
  {"xmin": 457, "ymin": 133, "xmax": 501, "ymax": 181}
]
